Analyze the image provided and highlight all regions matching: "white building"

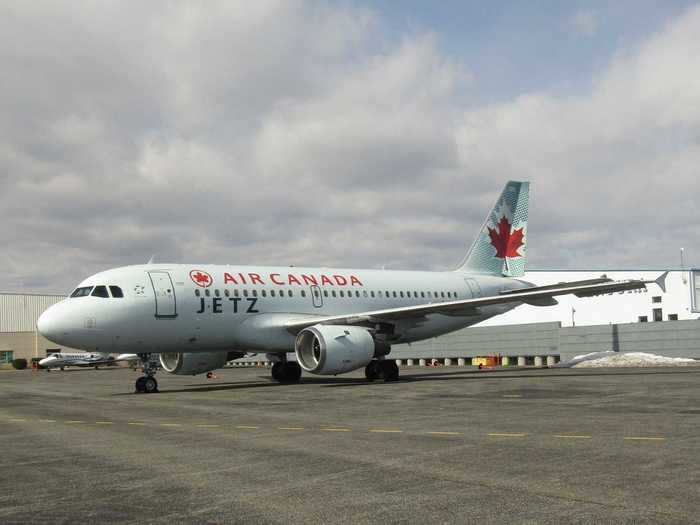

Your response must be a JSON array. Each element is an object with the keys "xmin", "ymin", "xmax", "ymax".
[{"xmin": 479, "ymin": 269, "xmax": 700, "ymax": 327}]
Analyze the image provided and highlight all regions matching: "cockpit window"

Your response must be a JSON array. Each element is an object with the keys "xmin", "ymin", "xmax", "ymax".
[
  {"xmin": 109, "ymin": 286, "xmax": 124, "ymax": 298},
  {"xmin": 70, "ymin": 286, "xmax": 93, "ymax": 298},
  {"xmin": 91, "ymin": 285, "xmax": 109, "ymax": 298}
]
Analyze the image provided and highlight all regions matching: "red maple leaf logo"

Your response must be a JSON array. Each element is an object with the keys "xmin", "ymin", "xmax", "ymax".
[
  {"xmin": 189, "ymin": 270, "xmax": 212, "ymax": 287},
  {"xmin": 488, "ymin": 216, "xmax": 525, "ymax": 259}
]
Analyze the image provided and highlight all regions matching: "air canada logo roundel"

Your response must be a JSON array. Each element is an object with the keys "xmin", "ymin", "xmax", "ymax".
[
  {"xmin": 488, "ymin": 216, "xmax": 525, "ymax": 259},
  {"xmin": 189, "ymin": 269, "xmax": 213, "ymax": 288}
]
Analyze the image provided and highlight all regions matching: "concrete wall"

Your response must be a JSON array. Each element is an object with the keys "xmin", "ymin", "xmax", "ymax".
[{"xmin": 0, "ymin": 332, "xmax": 78, "ymax": 362}]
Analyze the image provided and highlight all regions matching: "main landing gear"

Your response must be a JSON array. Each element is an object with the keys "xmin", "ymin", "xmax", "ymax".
[
  {"xmin": 365, "ymin": 360, "xmax": 399, "ymax": 382},
  {"xmin": 135, "ymin": 353, "xmax": 159, "ymax": 394},
  {"xmin": 271, "ymin": 361, "xmax": 302, "ymax": 383}
]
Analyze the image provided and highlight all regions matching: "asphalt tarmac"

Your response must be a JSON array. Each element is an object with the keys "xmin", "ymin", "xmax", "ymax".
[{"xmin": 1, "ymin": 364, "xmax": 700, "ymax": 524}]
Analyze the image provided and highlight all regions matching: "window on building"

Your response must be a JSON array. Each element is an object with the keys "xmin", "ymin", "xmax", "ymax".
[
  {"xmin": 0, "ymin": 351, "xmax": 13, "ymax": 364},
  {"xmin": 652, "ymin": 296, "xmax": 662, "ymax": 303},
  {"xmin": 668, "ymin": 314, "xmax": 678, "ymax": 321},
  {"xmin": 109, "ymin": 286, "xmax": 124, "ymax": 298},
  {"xmin": 638, "ymin": 316, "xmax": 648, "ymax": 322},
  {"xmin": 653, "ymin": 308, "xmax": 663, "ymax": 322}
]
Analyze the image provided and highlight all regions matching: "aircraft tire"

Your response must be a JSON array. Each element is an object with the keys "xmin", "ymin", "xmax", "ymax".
[
  {"xmin": 272, "ymin": 362, "xmax": 301, "ymax": 383},
  {"xmin": 364, "ymin": 361, "xmax": 381, "ymax": 381},
  {"xmin": 135, "ymin": 376, "xmax": 147, "ymax": 393},
  {"xmin": 380, "ymin": 360, "xmax": 399, "ymax": 382},
  {"xmin": 144, "ymin": 377, "xmax": 158, "ymax": 394}
]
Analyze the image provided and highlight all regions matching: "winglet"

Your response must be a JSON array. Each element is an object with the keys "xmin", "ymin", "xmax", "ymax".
[{"xmin": 655, "ymin": 271, "xmax": 669, "ymax": 293}]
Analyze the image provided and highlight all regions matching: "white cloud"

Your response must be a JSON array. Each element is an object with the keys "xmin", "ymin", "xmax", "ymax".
[{"xmin": 0, "ymin": 2, "xmax": 698, "ymax": 292}]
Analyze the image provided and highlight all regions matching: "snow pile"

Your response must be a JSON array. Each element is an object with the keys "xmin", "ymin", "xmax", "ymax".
[{"xmin": 558, "ymin": 351, "xmax": 698, "ymax": 368}]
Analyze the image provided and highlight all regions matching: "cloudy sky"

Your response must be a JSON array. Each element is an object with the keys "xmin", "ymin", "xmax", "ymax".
[{"xmin": 1, "ymin": 1, "xmax": 699, "ymax": 293}]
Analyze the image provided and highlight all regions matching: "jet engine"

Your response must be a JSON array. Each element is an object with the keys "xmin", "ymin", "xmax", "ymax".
[
  {"xmin": 294, "ymin": 325, "xmax": 388, "ymax": 375},
  {"xmin": 159, "ymin": 351, "xmax": 243, "ymax": 375}
]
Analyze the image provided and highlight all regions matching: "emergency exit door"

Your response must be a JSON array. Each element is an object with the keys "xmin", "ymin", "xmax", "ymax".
[{"xmin": 148, "ymin": 271, "xmax": 177, "ymax": 318}]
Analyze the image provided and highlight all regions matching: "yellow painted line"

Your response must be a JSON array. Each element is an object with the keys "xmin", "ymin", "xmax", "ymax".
[
  {"xmin": 624, "ymin": 436, "xmax": 666, "ymax": 442},
  {"xmin": 553, "ymin": 434, "xmax": 591, "ymax": 439},
  {"xmin": 488, "ymin": 432, "xmax": 527, "ymax": 437},
  {"xmin": 38, "ymin": 419, "xmax": 56, "ymax": 423},
  {"xmin": 160, "ymin": 423, "xmax": 182, "ymax": 427},
  {"xmin": 427, "ymin": 431, "xmax": 462, "ymax": 436},
  {"xmin": 321, "ymin": 428, "xmax": 351, "ymax": 432},
  {"xmin": 9, "ymin": 418, "xmax": 26, "ymax": 422},
  {"xmin": 196, "ymin": 424, "xmax": 220, "ymax": 428},
  {"xmin": 368, "ymin": 429, "xmax": 403, "ymax": 433},
  {"xmin": 66, "ymin": 420, "xmax": 85, "ymax": 424},
  {"xmin": 278, "ymin": 427, "xmax": 304, "ymax": 431},
  {"xmin": 236, "ymin": 425, "xmax": 259, "ymax": 430},
  {"xmin": 127, "ymin": 422, "xmax": 146, "ymax": 426},
  {"xmin": 95, "ymin": 421, "xmax": 114, "ymax": 425}
]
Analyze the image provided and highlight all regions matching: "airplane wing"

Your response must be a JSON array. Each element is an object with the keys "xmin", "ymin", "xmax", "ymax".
[{"xmin": 284, "ymin": 276, "xmax": 661, "ymax": 334}]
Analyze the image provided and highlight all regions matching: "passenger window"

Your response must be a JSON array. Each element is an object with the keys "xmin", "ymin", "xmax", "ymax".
[
  {"xmin": 205, "ymin": 289, "xmax": 211, "ymax": 297},
  {"xmin": 393, "ymin": 291, "xmax": 397, "ymax": 298},
  {"xmin": 371, "ymin": 291, "xmax": 375, "ymax": 298},
  {"xmin": 262, "ymin": 290, "xmax": 267, "ymax": 297},
  {"xmin": 399, "ymin": 291, "xmax": 404, "ymax": 298},
  {"xmin": 215, "ymin": 289, "xmax": 220, "ymax": 297},
  {"xmin": 332, "ymin": 291, "xmax": 337, "ymax": 298},
  {"xmin": 288, "ymin": 290, "xmax": 293, "ymax": 297},
  {"xmin": 356, "ymin": 291, "xmax": 360, "ymax": 298},
  {"xmin": 234, "ymin": 289, "xmax": 239, "ymax": 297},
  {"xmin": 243, "ymin": 289, "xmax": 249, "ymax": 297},
  {"xmin": 324, "ymin": 290, "xmax": 329, "ymax": 297},
  {"xmin": 454, "ymin": 292, "xmax": 458, "ymax": 298},
  {"xmin": 420, "ymin": 292, "xmax": 425, "ymax": 298},
  {"xmin": 363, "ymin": 291, "xmax": 368, "ymax": 298},
  {"xmin": 314, "ymin": 290, "xmax": 320, "ymax": 298},
  {"xmin": 301, "ymin": 290, "xmax": 306, "ymax": 298},
  {"xmin": 252, "ymin": 290, "xmax": 258, "ymax": 297},
  {"xmin": 441, "ymin": 292, "xmax": 445, "ymax": 298},
  {"xmin": 271, "ymin": 290, "xmax": 276, "ymax": 297},
  {"xmin": 109, "ymin": 286, "xmax": 124, "ymax": 298},
  {"xmin": 339, "ymin": 290, "xmax": 344, "ymax": 298},
  {"xmin": 195, "ymin": 289, "xmax": 201, "ymax": 297},
  {"xmin": 224, "ymin": 289, "xmax": 230, "ymax": 297},
  {"xmin": 91, "ymin": 285, "xmax": 109, "ymax": 298}
]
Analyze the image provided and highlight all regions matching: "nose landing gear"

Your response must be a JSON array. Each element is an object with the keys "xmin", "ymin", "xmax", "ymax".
[{"xmin": 135, "ymin": 353, "xmax": 159, "ymax": 394}]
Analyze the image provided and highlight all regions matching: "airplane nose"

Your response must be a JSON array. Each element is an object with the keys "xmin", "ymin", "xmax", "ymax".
[{"xmin": 37, "ymin": 304, "xmax": 63, "ymax": 343}]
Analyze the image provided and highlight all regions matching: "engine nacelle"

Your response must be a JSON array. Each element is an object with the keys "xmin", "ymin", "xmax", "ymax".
[
  {"xmin": 159, "ymin": 351, "xmax": 241, "ymax": 375},
  {"xmin": 295, "ymin": 325, "xmax": 384, "ymax": 375}
]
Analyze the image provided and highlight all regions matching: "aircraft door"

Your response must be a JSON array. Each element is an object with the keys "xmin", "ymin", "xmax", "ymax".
[
  {"xmin": 310, "ymin": 285, "xmax": 323, "ymax": 308},
  {"xmin": 464, "ymin": 278, "xmax": 482, "ymax": 298},
  {"xmin": 148, "ymin": 271, "xmax": 177, "ymax": 318}
]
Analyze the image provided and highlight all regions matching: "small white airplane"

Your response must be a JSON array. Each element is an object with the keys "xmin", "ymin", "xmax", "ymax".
[
  {"xmin": 39, "ymin": 352, "xmax": 138, "ymax": 370},
  {"xmin": 37, "ymin": 181, "xmax": 665, "ymax": 393}
]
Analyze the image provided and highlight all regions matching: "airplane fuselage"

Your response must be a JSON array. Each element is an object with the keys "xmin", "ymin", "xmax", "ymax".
[{"xmin": 38, "ymin": 264, "xmax": 529, "ymax": 355}]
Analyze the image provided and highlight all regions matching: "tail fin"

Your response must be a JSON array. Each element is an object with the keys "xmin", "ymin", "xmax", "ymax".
[{"xmin": 457, "ymin": 180, "xmax": 529, "ymax": 277}]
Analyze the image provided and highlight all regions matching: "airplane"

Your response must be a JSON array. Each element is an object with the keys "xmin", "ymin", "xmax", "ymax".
[
  {"xmin": 38, "ymin": 352, "xmax": 138, "ymax": 370},
  {"xmin": 36, "ymin": 181, "xmax": 666, "ymax": 393}
]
